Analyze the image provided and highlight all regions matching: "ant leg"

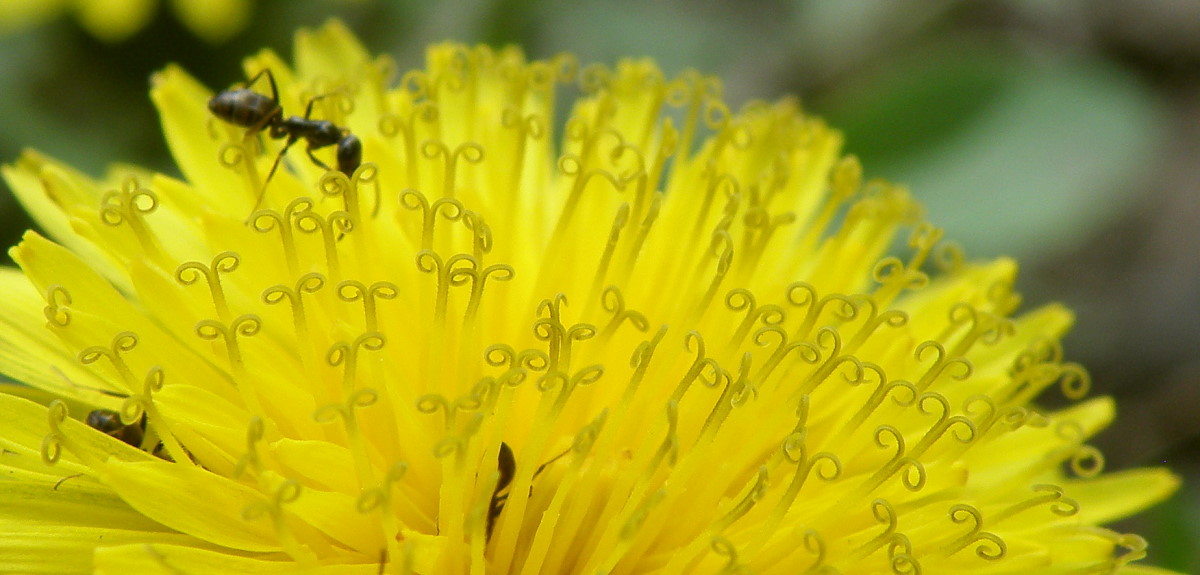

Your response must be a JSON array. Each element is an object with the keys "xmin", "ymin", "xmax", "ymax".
[
  {"xmin": 532, "ymin": 445, "xmax": 573, "ymax": 481},
  {"xmin": 295, "ymin": 95, "xmax": 338, "ymax": 174},
  {"xmin": 305, "ymin": 146, "xmax": 333, "ymax": 172},
  {"xmin": 265, "ymin": 135, "xmax": 300, "ymax": 185},
  {"xmin": 50, "ymin": 366, "xmax": 127, "ymax": 399},
  {"xmin": 302, "ymin": 93, "xmax": 330, "ymax": 120},
  {"xmin": 252, "ymin": 135, "xmax": 300, "ymax": 212},
  {"xmin": 243, "ymin": 68, "xmax": 280, "ymax": 105},
  {"xmin": 238, "ymin": 69, "xmax": 282, "ymax": 142}
]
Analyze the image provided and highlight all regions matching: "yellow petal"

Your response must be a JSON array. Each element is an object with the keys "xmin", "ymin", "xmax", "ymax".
[
  {"xmin": 0, "ymin": 267, "xmax": 117, "ymax": 403},
  {"xmin": 1068, "ymin": 467, "xmax": 1181, "ymax": 525},
  {"xmin": 12, "ymin": 231, "xmax": 237, "ymax": 401},
  {"xmin": 102, "ymin": 459, "xmax": 281, "ymax": 552},
  {"xmin": 261, "ymin": 470, "xmax": 385, "ymax": 555},
  {"xmin": 95, "ymin": 542, "xmax": 393, "ymax": 574},
  {"xmin": 150, "ymin": 65, "xmax": 254, "ymax": 213},
  {"xmin": 0, "ymin": 478, "xmax": 164, "ymax": 532},
  {"xmin": 295, "ymin": 19, "xmax": 372, "ymax": 83},
  {"xmin": 270, "ymin": 439, "xmax": 358, "ymax": 493},
  {"xmin": 0, "ymin": 523, "xmax": 200, "ymax": 574},
  {"xmin": 0, "ymin": 392, "xmax": 154, "ymax": 472},
  {"xmin": 3, "ymin": 151, "xmax": 123, "ymax": 276}
]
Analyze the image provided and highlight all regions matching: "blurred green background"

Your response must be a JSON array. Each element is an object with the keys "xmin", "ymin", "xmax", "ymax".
[{"xmin": 0, "ymin": 0, "xmax": 1196, "ymax": 569}]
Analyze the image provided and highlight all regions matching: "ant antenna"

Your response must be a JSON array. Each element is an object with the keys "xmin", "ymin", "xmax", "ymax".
[{"xmin": 49, "ymin": 365, "xmax": 127, "ymax": 399}]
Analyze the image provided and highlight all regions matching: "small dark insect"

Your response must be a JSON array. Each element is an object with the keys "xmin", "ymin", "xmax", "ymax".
[
  {"xmin": 86, "ymin": 408, "xmax": 145, "ymax": 449},
  {"xmin": 487, "ymin": 442, "xmax": 517, "ymax": 540},
  {"xmin": 208, "ymin": 68, "xmax": 362, "ymax": 203},
  {"xmin": 486, "ymin": 442, "xmax": 573, "ymax": 541},
  {"xmin": 56, "ymin": 408, "xmax": 166, "ymax": 490},
  {"xmin": 52, "ymin": 367, "xmax": 173, "ymax": 461},
  {"xmin": 85, "ymin": 408, "xmax": 173, "ymax": 460}
]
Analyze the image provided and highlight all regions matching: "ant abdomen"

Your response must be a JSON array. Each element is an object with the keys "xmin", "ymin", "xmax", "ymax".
[{"xmin": 207, "ymin": 89, "xmax": 280, "ymax": 129}]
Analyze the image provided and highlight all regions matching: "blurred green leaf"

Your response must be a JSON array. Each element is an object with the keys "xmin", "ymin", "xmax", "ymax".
[
  {"xmin": 539, "ymin": 0, "xmax": 743, "ymax": 73},
  {"xmin": 1145, "ymin": 486, "xmax": 1200, "ymax": 571},
  {"xmin": 818, "ymin": 43, "xmax": 1165, "ymax": 261}
]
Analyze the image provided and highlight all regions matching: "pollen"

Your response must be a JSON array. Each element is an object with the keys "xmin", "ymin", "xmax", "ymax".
[{"xmin": 0, "ymin": 20, "xmax": 1181, "ymax": 575}]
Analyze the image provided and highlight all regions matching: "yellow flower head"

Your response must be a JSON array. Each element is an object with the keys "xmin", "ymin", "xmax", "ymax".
[{"xmin": 0, "ymin": 20, "xmax": 1182, "ymax": 574}]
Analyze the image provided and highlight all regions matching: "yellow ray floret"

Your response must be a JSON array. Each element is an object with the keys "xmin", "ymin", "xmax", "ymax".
[{"xmin": 0, "ymin": 19, "xmax": 1182, "ymax": 575}]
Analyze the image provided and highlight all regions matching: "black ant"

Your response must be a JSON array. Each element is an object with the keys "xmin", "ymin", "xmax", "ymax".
[
  {"xmin": 93, "ymin": 407, "xmax": 184, "ymax": 462},
  {"xmin": 486, "ymin": 442, "xmax": 572, "ymax": 541},
  {"xmin": 85, "ymin": 407, "xmax": 173, "ymax": 461},
  {"xmin": 86, "ymin": 408, "xmax": 148, "ymax": 450},
  {"xmin": 208, "ymin": 69, "xmax": 362, "ymax": 201},
  {"xmin": 487, "ymin": 442, "xmax": 518, "ymax": 540},
  {"xmin": 52, "ymin": 367, "xmax": 172, "ymax": 461},
  {"xmin": 48, "ymin": 407, "xmax": 168, "ymax": 491}
]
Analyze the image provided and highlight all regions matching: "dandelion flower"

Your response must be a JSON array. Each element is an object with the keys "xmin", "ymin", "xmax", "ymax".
[{"xmin": 0, "ymin": 20, "xmax": 1182, "ymax": 574}]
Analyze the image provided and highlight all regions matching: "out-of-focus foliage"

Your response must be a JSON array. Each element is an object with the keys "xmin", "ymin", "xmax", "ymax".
[
  {"xmin": 819, "ymin": 45, "xmax": 1163, "ymax": 258},
  {"xmin": 0, "ymin": 0, "xmax": 252, "ymax": 43}
]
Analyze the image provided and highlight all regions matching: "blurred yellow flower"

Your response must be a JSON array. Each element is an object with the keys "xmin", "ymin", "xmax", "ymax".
[
  {"xmin": 0, "ymin": 0, "xmax": 250, "ymax": 43},
  {"xmin": 0, "ymin": 19, "xmax": 1181, "ymax": 574}
]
